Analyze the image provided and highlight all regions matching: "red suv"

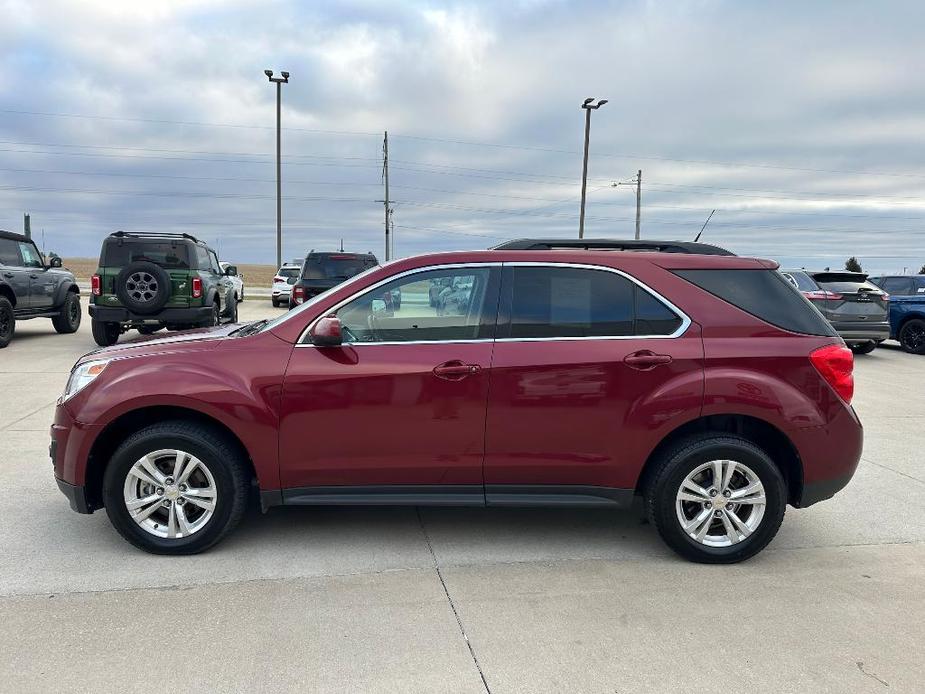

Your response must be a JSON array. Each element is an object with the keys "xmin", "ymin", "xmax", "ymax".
[{"xmin": 51, "ymin": 239, "xmax": 862, "ymax": 563}]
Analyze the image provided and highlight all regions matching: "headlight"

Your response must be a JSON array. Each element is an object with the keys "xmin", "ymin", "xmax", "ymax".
[{"xmin": 64, "ymin": 360, "xmax": 110, "ymax": 401}]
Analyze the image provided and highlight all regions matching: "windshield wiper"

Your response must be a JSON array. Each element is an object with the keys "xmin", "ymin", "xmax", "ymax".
[{"xmin": 232, "ymin": 319, "xmax": 269, "ymax": 337}]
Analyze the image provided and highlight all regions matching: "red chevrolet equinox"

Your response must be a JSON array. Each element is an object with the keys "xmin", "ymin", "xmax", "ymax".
[{"xmin": 51, "ymin": 239, "xmax": 862, "ymax": 563}]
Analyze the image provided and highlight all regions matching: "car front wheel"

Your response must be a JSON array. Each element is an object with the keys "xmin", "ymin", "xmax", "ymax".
[
  {"xmin": 899, "ymin": 318, "xmax": 925, "ymax": 355},
  {"xmin": 646, "ymin": 434, "xmax": 786, "ymax": 563},
  {"xmin": 0, "ymin": 296, "xmax": 14, "ymax": 348},
  {"xmin": 102, "ymin": 420, "xmax": 250, "ymax": 554}
]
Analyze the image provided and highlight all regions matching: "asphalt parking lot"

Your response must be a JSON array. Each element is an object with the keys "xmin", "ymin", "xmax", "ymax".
[{"xmin": 1, "ymin": 298, "xmax": 923, "ymax": 693}]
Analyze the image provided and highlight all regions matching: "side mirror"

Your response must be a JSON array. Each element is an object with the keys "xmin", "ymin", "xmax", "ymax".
[
  {"xmin": 49, "ymin": 256, "xmax": 63, "ymax": 268},
  {"xmin": 224, "ymin": 265, "xmax": 238, "ymax": 276},
  {"xmin": 310, "ymin": 315, "xmax": 343, "ymax": 347}
]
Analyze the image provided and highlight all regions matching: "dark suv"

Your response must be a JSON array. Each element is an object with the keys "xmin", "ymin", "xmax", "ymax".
[
  {"xmin": 0, "ymin": 229, "xmax": 81, "ymax": 348},
  {"xmin": 89, "ymin": 231, "xmax": 239, "ymax": 346},
  {"xmin": 868, "ymin": 274, "xmax": 925, "ymax": 354},
  {"xmin": 290, "ymin": 250, "xmax": 378, "ymax": 306},
  {"xmin": 781, "ymin": 270, "xmax": 889, "ymax": 353},
  {"xmin": 52, "ymin": 238, "xmax": 861, "ymax": 563}
]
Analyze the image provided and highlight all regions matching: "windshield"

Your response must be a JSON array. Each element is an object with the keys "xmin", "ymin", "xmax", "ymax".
[
  {"xmin": 302, "ymin": 254, "xmax": 377, "ymax": 280},
  {"xmin": 259, "ymin": 264, "xmax": 382, "ymax": 334}
]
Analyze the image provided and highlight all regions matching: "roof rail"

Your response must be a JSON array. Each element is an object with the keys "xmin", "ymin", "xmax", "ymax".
[
  {"xmin": 110, "ymin": 230, "xmax": 201, "ymax": 243},
  {"xmin": 490, "ymin": 238, "xmax": 735, "ymax": 256}
]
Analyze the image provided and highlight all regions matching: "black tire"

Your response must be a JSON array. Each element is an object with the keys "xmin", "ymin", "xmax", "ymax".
[
  {"xmin": 52, "ymin": 291, "xmax": 82, "ymax": 334},
  {"xmin": 272, "ymin": 297, "xmax": 280, "ymax": 308},
  {"xmin": 203, "ymin": 300, "xmax": 220, "ymax": 327},
  {"xmin": 102, "ymin": 420, "xmax": 250, "ymax": 555},
  {"xmin": 91, "ymin": 319, "xmax": 120, "ymax": 347},
  {"xmin": 137, "ymin": 325, "xmax": 161, "ymax": 335},
  {"xmin": 899, "ymin": 318, "xmax": 925, "ymax": 355},
  {"xmin": 115, "ymin": 261, "xmax": 171, "ymax": 315},
  {"xmin": 227, "ymin": 297, "xmax": 238, "ymax": 324},
  {"xmin": 645, "ymin": 434, "xmax": 787, "ymax": 564},
  {"xmin": 850, "ymin": 341, "xmax": 877, "ymax": 355},
  {"xmin": 0, "ymin": 296, "xmax": 14, "ymax": 348}
]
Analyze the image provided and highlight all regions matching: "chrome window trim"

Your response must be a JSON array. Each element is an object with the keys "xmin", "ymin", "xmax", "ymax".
[
  {"xmin": 294, "ymin": 260, "xmax": 689, "ymax": 347},
  {"xmin": 296, "ymin": 262, "xmax": 502, "ymax": 346}
]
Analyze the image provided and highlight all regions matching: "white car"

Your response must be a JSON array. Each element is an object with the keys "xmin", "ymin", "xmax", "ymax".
[
  {"xmin": 272, "ymin": 263, "xmax": 301, "ymax": 307},
  {"xmin": 219, "ymin": 261, "xmax": 245, "ymax": 302}
]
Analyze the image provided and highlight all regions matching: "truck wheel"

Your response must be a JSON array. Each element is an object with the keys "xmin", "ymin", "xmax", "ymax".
[
  {"xmin": 101, "ymin": 420, "xmax": 250, "ymax": 555},
  {"xmin": 227, "ymin": 298, "xmax": 238, "ymax": 324},
  {"xmin": 0, "ymin": 296, "xmax": 14, "ymax": 348},
  {"xmin": 91, "ymin": 319, "xmax": 120, "ymax": 347},
  {"xmin": 899, "ymin": 319, "xmax": 925, "ymax": 355},
  {"xmin": 645, "ymin": 434, "xmax": 786, "ymax": 564},
  {"xmin": 272, "ymin": 297, "xmax": 280, "ymax": 308},
  {"xmin": 52, "ymin": 292, "xmax": 82, "ymax": 334},
  {"xmin": 115, "ymin": 261, "xmax": 171, "ymax": 315}
]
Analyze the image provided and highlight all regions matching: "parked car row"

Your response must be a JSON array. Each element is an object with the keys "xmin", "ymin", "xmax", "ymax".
[
  {"xmin": 53, "ymin": 238, "xmax": 863, "ymax": 565},
  {"xmin": 0, "ymin": 229, "xmax": 246, "ymax": 348}
]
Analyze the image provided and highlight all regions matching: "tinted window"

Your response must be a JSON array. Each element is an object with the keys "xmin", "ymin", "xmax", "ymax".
[
  {"xmin": 507, "ymin": 267, "xmax": 635, "ymax": 338},
  {"xmin": 781, "ymin": 271, "xmax": 818, "ymax": 292},
  {"xmin": 878, "ymin": 277, "xmax": 914, "ymax": 296},
  {"xmin": 674, "ymin": 269, "xmax": 837, "ymax": 337},
  {"xmin": 635, "ymin": 287, "xmax": 683, "ymax": 335},
  {"xmin": 278, "ymin": 267, "xmax": 300, "ymax": 278},
  {"xmin": 194, "ymin": 246, "xmax": 210, "ymax": 270},
  {"xmin": 303, "ymin": 253, "xmax": 378, "ymax": 280},
  {"xmin": 103, "ymin": 242, "xmax": 190, "ymax": 269},
  {"xmin": 812, "ymin": 273, "xmax": 881, "ymax": 294},
  {"xmin": 336, "ymin": 267, "xmax": 495, "ymax": 343},
  {"xmin": 209, "ymin": 250, "xmax": 221, "ymax": 274},
  {"xmin": 0, "ymin": 239, "xmax": 22, "ymax": 266},
  {"xmin": 916, "ymin": 278, "xmax": 925, "ymax": 293}
]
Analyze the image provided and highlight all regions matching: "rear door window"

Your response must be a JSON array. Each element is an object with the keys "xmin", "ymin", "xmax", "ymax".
[
  {"xmin": 0, "ymin": 239, "xmax": 23, "ymax": 266},
  {"xmin": 674, "ymin": 268, "xmax": 837, "ymax": 336},
  {"xmin": 501, "ymin": 266, "xmax": 683, "ymax": 339}
]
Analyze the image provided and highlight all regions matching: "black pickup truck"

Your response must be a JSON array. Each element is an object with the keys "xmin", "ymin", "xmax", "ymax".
[{"xmin": 0, "ymin": 230, "xmax": 81, "ymax": 348}]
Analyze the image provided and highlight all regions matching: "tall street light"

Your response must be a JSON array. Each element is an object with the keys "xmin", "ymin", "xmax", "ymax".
[
  {"xmin": 578, "ymin": 97, "xmax": 607, "ymax": 239},
  {"xmin": 265, "ymin": 69, "xmax": 289, "ymax": 269}
]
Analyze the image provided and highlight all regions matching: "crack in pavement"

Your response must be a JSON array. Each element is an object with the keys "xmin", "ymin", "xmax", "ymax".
[
  {"xmin": 416, "ymin": 507, "xmax": 491, "ymax": 694},
  {"xmin": 856, "ymin": 661, "xmax": 889, "ymax": 687},
  {"xmin": 861, "ymin": 457, "xmax": 925, "ymax": 485}
]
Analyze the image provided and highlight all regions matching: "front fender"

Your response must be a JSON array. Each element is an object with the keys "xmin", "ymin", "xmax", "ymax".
[{"xmin": 53, "ymin": 281, "xmax": 79, "ymax": 306}]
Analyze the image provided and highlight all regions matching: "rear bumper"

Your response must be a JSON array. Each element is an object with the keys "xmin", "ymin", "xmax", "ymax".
[
  {"xmin": 831, "ymin": 321, "xmax": 891, "ymax": 342},
  {"xmin": 792, "ymin": 404, "xmax": 863, "ymax": 508},
  {"xmin": 799, "ymin": 473, "xmax": 854, "ymax": 507},
  {"xmin": 89, "ymin": 305, "xmax": 212, "ymax": 323}
]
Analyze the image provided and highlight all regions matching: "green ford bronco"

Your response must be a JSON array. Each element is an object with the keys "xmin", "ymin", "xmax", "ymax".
[{"xmin": 89, "ymin": 231, "xmax": 241, "ymax": 346}]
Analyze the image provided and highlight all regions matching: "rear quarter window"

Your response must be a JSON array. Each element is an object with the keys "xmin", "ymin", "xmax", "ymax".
[{"xmin": 674, "ymin": 268, "xmax": 837, "ymax": 337}]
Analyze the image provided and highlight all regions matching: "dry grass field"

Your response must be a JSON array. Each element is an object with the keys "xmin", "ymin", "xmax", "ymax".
[{"xmin": 62, "ymin": 258, "xmax": 279, "ymax": 286}]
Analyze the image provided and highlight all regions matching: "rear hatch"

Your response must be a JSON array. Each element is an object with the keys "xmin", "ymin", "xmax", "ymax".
[
  {"xmin": 97, "ymin": 240, "xmax": 192, "ymax": 307},
  {"xmin": 810, "ymin": 272, "xmax": 888, "ymax": 323}
]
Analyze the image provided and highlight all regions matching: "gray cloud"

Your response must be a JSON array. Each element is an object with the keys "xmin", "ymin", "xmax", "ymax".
[{"xmin": 1, "ymin": 0, "xmax": 924, "ymax": 273}]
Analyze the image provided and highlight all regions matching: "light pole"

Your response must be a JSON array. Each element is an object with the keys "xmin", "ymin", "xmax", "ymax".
[
  {"xmin": 265, "ymin": 69, "xmax": 289, "ymax": 268},
  {"xmin": 578, "ymin": 97, "xmax": 607, "ymax": 238}
]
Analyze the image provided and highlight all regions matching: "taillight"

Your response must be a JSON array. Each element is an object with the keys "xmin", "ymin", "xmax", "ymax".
[
  {"xmin": 192, "ymin": 277, "xmax": 202, "ymax": 298},
  {"xmin": 91, "ymin": 274, "xmax": 101, "ymax": 296},
  {"xmin": 292, "ymin": 285, "xmax": 306, "ymax": 305},
  {"xmin": 273, "ymin": 276, "xmax": 284, "ymax": 283},
  {"xmin": 881, "ymin": 293, "xmax": 890, "ymax": 301},
  {"xmin": 802, "ymin": 290, "xmax": 842, "ymax": 300},
  {"xmin": 810, "ymin": 344, "xmax": 854, "ymax": 404}
]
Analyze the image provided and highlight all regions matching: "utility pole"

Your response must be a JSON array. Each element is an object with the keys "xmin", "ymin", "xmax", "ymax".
[
  {"xmin": 265, "ymin": 69, "xmax": 289, "ymax": 268},
  {"xmin": 383, "ymin": 131, "xmax": 390, "ymax": 261},
  {"xmin": 578, "ymin": 97, "xmax": 608, "ymax": 238},
  {"xmin": 23, "ymin": 213, "xmax": 31, "ymax": 240},
  {"xmin": 634, "ymin": 169, "xmax": 642, "ymax": 240}
]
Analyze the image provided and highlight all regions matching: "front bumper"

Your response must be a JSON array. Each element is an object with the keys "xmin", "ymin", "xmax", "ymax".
[
  {"xmin": 89, "ymin": 305, "xmax": 213, "ymax": 324},
  {"xmin": 56, "ymin": 478, "xmax": 92, "ymax": 514},
  {"xmin": 831, "ymin": 321, "xmax": 891, "ymax": 342}
]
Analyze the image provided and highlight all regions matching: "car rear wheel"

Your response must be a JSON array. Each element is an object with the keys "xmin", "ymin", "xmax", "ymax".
[
  {"xmin": 52, "ymin": 292, "xmax": 82, "ymax": 334},
  {"xmin": 850, "ymin": 341, "xmax": 877, "ymax": 354},
  {"xmin": 272, "ymin": 297, "xmax": 281, "ymax": 307},
  {"xmin": 102, "ymin": 420, "xmax": 250, "ymax": 555},
  {"xmin": 227, "ymin": 297, "xmax": 238, "ymax": 324},
  {"xmin": 645, "ymin": 434, "xmax": 786, "ymax": 563},
  {"xmin": 91, "ymin": 319, "xmax": 120, "ymax": 346},
  {"xmin": 899, "ymin": 318, "xmax": 925, "ymax": 355},
  {"xmin": 0, "ymin": 296, "xmax": 14, "ymax": 348}
]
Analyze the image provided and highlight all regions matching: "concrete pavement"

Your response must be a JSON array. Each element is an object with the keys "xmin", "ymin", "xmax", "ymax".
[{"xmin": 0, "ymin": 297, "xmax": 923, "ymax": 693}]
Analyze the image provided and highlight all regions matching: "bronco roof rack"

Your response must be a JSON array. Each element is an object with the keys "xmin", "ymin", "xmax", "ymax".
[
  {"xmin": 491, "ymin": 238, "xmax": 735, "ymax": 256},
  {"xmin": 110, "ymin": 230, "xmax": 201, "ymax": 243}
]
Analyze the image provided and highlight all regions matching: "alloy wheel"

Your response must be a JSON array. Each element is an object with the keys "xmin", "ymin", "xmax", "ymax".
[
  {"xmin": 675, "ymin": 459, "xmax": 767, "ymax": 548},
  {"xmin": 125, "ymin": 272, "xmax": 159, "ymax": 304},
  {"xmin": 903, "ymin": 323, "xmax": 925, "ymax": 352},
  {"xmin": 123, "ymin": 449, "xmax": 217, "ymax": 539}
]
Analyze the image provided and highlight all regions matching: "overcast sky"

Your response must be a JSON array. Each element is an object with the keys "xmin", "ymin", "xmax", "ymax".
[{"xmin": 1, "ymin": 0, "xmax": 924, "ymax": 272}]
